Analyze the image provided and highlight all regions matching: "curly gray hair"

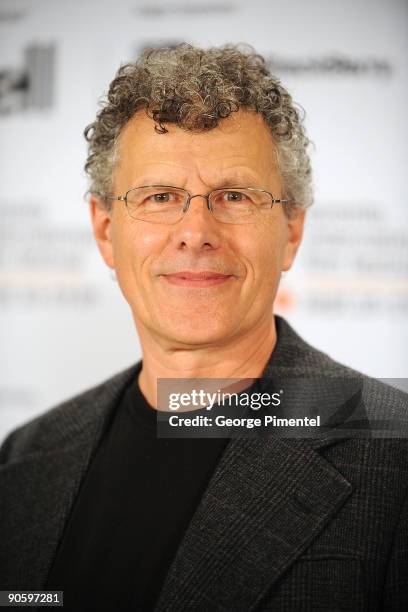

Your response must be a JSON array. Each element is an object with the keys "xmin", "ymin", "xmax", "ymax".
[{"xmin": 84, "ymin": 44, "xmax": 313, "ymax": 215}]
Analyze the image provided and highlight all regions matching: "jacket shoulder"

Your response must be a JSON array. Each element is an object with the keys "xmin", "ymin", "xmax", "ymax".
[
  {"xmin": 273, "ymin": 317, "xmax": 408, "ymax": 433},
  {"xmin": 0, "ymin": 363, "xmax": 139, "ymax": 465}
]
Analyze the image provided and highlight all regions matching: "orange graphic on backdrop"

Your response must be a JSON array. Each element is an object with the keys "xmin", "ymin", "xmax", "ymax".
[{"xmin": 274, "ymin": 288, "xmax": 296, "ymax": 314}]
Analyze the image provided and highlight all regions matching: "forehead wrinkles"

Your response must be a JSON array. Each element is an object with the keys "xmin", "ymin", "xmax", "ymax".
[{"xmin": 115, "ymin": 110, "xmax": 279, "ymax": 188}]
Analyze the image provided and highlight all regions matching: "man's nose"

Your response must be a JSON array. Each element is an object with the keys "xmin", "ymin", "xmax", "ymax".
[{"xmin": 172, "ymin": 194, "xmax": 222, "ymax": 251}]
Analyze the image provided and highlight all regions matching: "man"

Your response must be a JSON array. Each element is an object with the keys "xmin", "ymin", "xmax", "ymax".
[{"xmin": 1, "ymin": 44, "xmax": 407, "ymax": 611}]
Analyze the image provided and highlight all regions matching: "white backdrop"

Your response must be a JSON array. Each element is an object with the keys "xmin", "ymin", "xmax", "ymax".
[{"xmin": 1, "ymin": 0, "xmax": 407, "ymax": 442}]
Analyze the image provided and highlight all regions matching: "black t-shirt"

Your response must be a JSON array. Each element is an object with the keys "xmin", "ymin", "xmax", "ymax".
[{"xmin": 45, "ymin": 365, "xmax": 230, "ymax": 611}]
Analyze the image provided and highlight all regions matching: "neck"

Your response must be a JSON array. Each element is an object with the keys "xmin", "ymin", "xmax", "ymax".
[{"xmin": 136, "ymin": 313, "xmax": 278, "ymax": 409}]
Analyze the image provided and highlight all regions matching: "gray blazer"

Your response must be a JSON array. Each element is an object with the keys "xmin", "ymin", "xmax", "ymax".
[{"xmin": 1, "ymin": 317, "xmax": 407, "ymax": 611}]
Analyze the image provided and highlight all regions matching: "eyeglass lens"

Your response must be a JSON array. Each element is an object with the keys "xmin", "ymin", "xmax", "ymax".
[{"xmin": 124, "ymin": 186, "xmax": 274, "ymax": 224}]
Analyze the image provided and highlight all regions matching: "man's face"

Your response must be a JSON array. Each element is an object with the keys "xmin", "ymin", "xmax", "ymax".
[{"xmin": 90, "ymin": 109, "xmax": 305, "ymax": 347}]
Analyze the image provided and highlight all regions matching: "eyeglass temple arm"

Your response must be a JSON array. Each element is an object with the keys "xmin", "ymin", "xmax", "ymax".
[
  {"xmin": 101, "ymin": 195, "xmax": 126, "ymax": 201},
  {"xmin": 94, "ymin": 194, "xmax": 127, "ymax": 204}
]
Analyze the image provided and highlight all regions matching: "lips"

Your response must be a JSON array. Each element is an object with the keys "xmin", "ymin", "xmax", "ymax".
[
  {"xmin": 166, "ymin": 271, "xmax": 229, "ymax": 280},
  {"xmin": 161, "ymin": 270, "xmax": 233, "ymax": 287}
]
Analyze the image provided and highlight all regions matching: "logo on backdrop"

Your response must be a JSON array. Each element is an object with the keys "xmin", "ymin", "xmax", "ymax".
[{"xmin": 0, "ymin": 44, "xmax": 55, "ymax": 115}]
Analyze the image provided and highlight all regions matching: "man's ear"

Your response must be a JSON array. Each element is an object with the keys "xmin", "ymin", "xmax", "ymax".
[
  {"xmin": 282, "ymin": 209, "xmax": 306, "ymax": 272},
  {"xmin": 89, "ymin": 195, "xmax": 115, "ymax": 269}
]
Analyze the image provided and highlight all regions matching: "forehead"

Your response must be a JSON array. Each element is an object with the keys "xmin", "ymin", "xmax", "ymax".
[{"xmin": 114, "ymin": 109, "xmax": 280, "ymax": 189}]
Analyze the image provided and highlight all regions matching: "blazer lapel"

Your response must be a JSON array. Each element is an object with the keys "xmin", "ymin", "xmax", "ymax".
[
  {"xmin": 154, "ymin": 317, "xmax": 366, "ymax": 611},
  {"xmin": 153, "ymin": 434, "xmax": 352, "ymax": 612}
]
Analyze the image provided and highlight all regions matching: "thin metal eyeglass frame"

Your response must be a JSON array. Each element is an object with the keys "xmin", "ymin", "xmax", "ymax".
[{"xmin": 102, "ymin": 185, "xmax": 294, "ymax": 222}]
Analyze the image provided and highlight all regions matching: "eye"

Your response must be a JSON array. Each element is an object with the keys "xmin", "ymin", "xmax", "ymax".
[
  {"xmin": 150, "ymin": 192, "xmax": 173, "ymax": 203},
  {"xmin": 223, "ymin": 191, "xmax": 248, "ymax": 202},
  {"xmin": 210, "ymin": 189, "xmax": 255, "ymax": 209}
]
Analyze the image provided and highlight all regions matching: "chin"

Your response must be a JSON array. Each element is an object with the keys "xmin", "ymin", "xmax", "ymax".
[{"xmin": 155, "ymin": 315, "xmax": 235, "ymax": 347}]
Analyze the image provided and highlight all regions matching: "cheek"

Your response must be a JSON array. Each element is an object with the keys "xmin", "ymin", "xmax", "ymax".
[
  {"xmin": 244, "ymin": 223, "xmax": 286, "ymax": 283},
  {"xmin": 110, "ymin": 221, "xmax": 164, "ymax": 291}
]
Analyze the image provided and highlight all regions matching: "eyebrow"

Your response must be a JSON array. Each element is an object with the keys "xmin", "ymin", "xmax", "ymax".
[
  {"xmin": 208, "ymin": 174, "xmax": 261, "ymax": 189},
  {"xmin": 131, "ymin": 174, "xmax": 261, "ymax": 190}
]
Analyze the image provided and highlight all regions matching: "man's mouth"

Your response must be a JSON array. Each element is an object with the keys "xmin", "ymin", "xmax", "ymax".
[{"xmin": 161, "ymin": 271, "xmax": 233, "ymax": 287}]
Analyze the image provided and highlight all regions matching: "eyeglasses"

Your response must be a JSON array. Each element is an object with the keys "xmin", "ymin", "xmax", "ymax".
[{"xmin": 102, "ymin": 185, "xmax": 293, "ymax": 225}]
